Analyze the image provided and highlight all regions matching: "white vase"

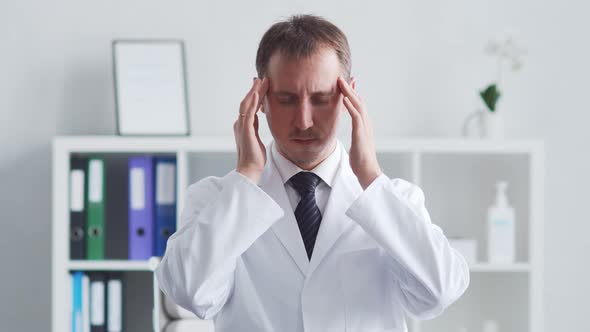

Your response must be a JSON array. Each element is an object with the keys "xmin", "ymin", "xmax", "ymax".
[
  {"xmin": 462, "ymin": 109, "xmax": 505, "ymax": 139},
  {"xmin": 484, "ymin": 110, "xmax": 504, "ymax": 139}
]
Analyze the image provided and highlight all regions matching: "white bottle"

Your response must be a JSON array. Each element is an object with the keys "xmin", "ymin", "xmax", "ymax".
[
  {"xmin": 487, "ymin": 181, "xmax": 515, "ymax": 263},
  {"xmin": 482, "ymin": 320, "xmax": 499, "ymax": 332}
]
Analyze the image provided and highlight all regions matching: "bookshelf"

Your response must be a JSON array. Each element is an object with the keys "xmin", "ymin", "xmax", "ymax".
[{"xmin": 52, "ymin": 136, "xmax": 544, "ymax": 332}]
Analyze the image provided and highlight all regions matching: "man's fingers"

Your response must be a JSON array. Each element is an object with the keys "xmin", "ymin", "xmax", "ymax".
[
  {"xmin": 245, "ymin": 91, "xmax": 260, "ymax": 120},
  {"xmin": 254, "ymin": 113, "xmax": 260, "ymax": 137},
  {"xmin": 249, "ymin": 77, "xmax": 269, "ymax": 118},
  {"xmin": 343, "ymin": 96, "xmax": 359, "ymax": 118},
  {"xmin": 237, "ymin": 77, "xmax": 266, "ymax": 145},
  {"xmin": 240, "ymin": 77, "xmax": 269, "ymax": 118},
  {"xmin": 250, "ymin": 76, "xmax": 262, "ymax": 93},
  {"xmin": 240, "ymin": 78, "xmax": 261, "ymax": 115},
  {"xmin": 256, "ymin": 77, "xmax": 269, "ymax": 97},
  {"xmin": 338, "ymin": 77, "xmax": 364, "ymax": 113},
  {"xmin": 254, "ymin": 77, "xmax": 269, "ymax": 111}
]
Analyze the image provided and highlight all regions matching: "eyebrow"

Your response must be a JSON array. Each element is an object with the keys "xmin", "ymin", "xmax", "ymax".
[{"xmin": 274, "ymin": 90, "xmax": 336, "ymax": 97}]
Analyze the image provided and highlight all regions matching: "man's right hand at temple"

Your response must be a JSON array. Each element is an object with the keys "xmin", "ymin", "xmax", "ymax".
[{"xmin": 234, "ymin": 77, "xmax": 270, "ymax": 184}]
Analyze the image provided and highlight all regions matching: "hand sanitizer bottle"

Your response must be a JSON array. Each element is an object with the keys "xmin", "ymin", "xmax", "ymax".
[
  {"xmin": 482, "ymin": 320, "xmax": 499, "ymax": 332},
  {"xmin": 487, "ymin": 181, "xmax": 515, "ymax": 263}
]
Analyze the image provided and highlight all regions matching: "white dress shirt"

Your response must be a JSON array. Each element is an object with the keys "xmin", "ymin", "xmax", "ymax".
[{"xmin": 271, "ymin": 140, "xmax": 341, "ymax": 215}]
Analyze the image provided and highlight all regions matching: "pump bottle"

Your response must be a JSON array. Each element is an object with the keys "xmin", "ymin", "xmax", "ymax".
[{"xmin": 487, "ymin": 181, "xmax": 515, "ymax": 263}]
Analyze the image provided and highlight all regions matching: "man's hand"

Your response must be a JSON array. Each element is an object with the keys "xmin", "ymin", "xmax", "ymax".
[
  {"xmin": 337, "ymin": 76, "xmax": 382, "ymax": 190},
  {"xmin": 234, "ymin": 77, "xmax": 270, "ymax": 184}
]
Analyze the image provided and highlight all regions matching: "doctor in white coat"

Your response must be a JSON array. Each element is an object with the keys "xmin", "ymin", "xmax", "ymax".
[{"xmin": 156, "ymin": 14, "xmax": 469, "ymax": 332}]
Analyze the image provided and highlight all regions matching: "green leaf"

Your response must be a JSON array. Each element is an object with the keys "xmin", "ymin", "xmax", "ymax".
[{"xmin": 480, "ymin": 83, "xmax": 501, "ymax": 112}]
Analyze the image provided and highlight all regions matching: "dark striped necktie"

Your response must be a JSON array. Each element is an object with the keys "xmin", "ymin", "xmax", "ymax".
[{"xmin": 290, "ymin": 171, "xmax": 323, "ymax": 260}]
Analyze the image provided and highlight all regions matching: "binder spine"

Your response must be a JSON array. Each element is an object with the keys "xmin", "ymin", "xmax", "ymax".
[
  {"xmin": 89, "ymin": 272, "xmax": 106, "ymax": 332},
  {"xmin": 154, "ymin": 157, "xmax": 177, "ymax": 257},
  {"xmin": 105, "ymin": 156, "xmax": 130, "ymax": 260},
  {"xmin": 107, "ymin": 272, "xmax": 124, "ymax": 332},
  {"xmin": 86, "ymin": 158, "xmax": 105, "ymax": 260},
  {"xmin": 72, "ymin": 272, "xmax": 83, "ymax": 332},
  {"xmin": 70, "ymin": 156, "xmax": 87, "ymax": 260},
  {"xmin": 128, "ymin": 156, "xmax": 154, "ymax": 260}
]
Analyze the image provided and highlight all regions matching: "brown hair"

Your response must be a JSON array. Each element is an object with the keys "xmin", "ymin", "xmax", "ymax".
[{"xmin": 255, "ymin": 14, "xmax": 351, "ymax": 79}]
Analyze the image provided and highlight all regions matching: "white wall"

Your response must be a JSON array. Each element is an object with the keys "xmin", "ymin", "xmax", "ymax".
[{"xmin": 1, "ymin": 0, "xmax": 588, "ymax": 330}]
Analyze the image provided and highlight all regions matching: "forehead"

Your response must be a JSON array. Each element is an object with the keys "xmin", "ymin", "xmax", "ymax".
[{"xmin": 267, "ymin": 48, "xmax": 341, "ymax": 93}]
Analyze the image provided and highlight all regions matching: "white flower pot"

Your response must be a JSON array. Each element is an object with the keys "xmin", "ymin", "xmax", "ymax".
[
  {"xmin": 484, "ymin": 111, "xmax": 504, "ymax": 139},
  {"xmin": 462, "ymin": 109, "xmax": 505, "ymax": 139}
]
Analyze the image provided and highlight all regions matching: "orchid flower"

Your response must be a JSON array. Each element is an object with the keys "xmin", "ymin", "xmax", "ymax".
[{"xmin": 480, "ymin": 33, "xmax": 527, "ymax": 112}]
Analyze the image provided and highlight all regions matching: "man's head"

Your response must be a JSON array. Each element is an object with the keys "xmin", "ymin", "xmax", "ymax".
[{"xmin": 256, "ymin": 14, "xmax": 355, "ymax": 170}]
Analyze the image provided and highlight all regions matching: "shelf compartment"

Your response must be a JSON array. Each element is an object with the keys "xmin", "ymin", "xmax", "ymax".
[
  {"xmin": 412, "ymin": 273, "xmax": 529, "ymax": 332},
  {"xmin": 420, "ymin": 153, "xmax": 531, "ymax": 263},
  {"xmin": 376, "ymin": 152, "xmax": 415, "ymax": 183},
  {"xmin": 186, "ymin": 151, "xmax": 237, "ymax": 184},
  {"xmin": 67, "ymin": 271, "xmax": 155, "ymax": 332}
]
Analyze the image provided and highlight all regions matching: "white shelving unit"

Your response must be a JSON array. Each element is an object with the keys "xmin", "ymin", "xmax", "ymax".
[{"xmin": 52, "ymin": 136, "xmax": 544, "ymax": 332}]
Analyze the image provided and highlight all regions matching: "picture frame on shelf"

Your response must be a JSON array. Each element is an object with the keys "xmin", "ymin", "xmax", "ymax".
[{"xmin": 112, "ymin": 39, "xmax": 190, "ymax": 136}]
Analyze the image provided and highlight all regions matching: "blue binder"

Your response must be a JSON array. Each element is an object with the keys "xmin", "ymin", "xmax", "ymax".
[
  {"xmin": 128, "ymin": 156, "xmax": 155, "ymax": 260},
  {"xmin": 154, "ymin": 157, "xmax": 177, "ymax": 256},
  {"xmin": 72, "ymin": 272, "xmax": 83, "ymax": 332}
]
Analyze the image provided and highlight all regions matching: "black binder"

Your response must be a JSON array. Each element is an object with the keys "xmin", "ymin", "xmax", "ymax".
[
  {"xmin": 70, "ymin": 156, "xmax": 87, "ymax": 260},
  {"xmin": 105, "ymin": 155, "xmax": 129, "ymax": 259}
]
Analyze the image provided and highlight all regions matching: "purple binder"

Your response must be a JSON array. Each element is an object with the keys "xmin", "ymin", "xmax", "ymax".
[
  {"xmin": 154, "ymin": 157, "xmax": 177, "ymax": 257},
  {"xmin": 128, "ymin": 156, "xmax": 154, "ymax": 260}
]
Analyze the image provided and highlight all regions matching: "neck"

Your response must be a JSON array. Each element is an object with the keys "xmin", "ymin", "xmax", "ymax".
[{"xmin": 280, "ymin": 139, "xmax": 337, "ymax": 171}]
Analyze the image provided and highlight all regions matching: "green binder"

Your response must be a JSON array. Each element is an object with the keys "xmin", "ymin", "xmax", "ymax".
[{"xmin": 86, "ymin": 157, "xmax": 105, "ymax": 260}]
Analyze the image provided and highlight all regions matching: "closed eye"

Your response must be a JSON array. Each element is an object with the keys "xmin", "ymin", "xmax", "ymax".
[
  {"xmin": 273, "ymin": 91, "xmax": 334, "ymax": 106},
  {"xmin": 311, "ymin": 96, "xmax": 331, "ymax": 105},
  {"xmin": 277, "ymin": 96, "xmax": 297, "ymax": 105}
]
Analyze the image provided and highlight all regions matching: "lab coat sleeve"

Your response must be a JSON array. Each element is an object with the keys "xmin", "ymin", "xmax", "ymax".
[
  {"xmin": 155, "ymin": 170, "xmax": 284, "ymax": 319},
  {"xmin": 345, "ymin": 174, "xmax": 470, "ymax": 320}
]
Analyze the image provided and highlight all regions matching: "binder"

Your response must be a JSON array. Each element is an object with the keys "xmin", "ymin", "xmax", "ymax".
[
  {"xmin": 154, "ymin": 157, "xmax": 177, "ymax": 257},
  {"xmin": 105, "ymin": 156, "xmax": 129, "ymax": 259},
  {"xmin": 82, "ymin": 273, "xmax": 91, "ymax": 332},
  {"xmin": 70, "ymin": 156, "xmax": 87, "ymax": 260},
  {"xmin": 107, "ymin": 273, "xmax": 124, "ymax": 332},
  {"xmin": 128, "ymin": 156, "xmax": 155, "ymax": 260},
  {"xmin": 89, "ymin": 273, "xmax": 106, "ymax": 332},
  {"xmin": 72, "ymin": 272, "xmax": 83, "ymax": 332},
  {"xmin": 87, "ymin": 158, "xmax": 106, "ymax": 260}
]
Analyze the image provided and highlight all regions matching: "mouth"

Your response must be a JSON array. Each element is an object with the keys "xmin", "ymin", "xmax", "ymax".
[{"xmin": 292, "ymin": 138, "xmax": 318, "ymax": 145}]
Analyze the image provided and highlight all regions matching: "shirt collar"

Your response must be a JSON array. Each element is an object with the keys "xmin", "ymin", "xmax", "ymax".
[{"xmin": 271, "ymin": 140, "xmax": 341, "ymax": 188}]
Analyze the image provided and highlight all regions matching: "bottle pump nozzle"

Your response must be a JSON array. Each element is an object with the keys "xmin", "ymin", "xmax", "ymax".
[{"xmin": 495, "ymin": 181, "xmax": 509, "ymax": 207}]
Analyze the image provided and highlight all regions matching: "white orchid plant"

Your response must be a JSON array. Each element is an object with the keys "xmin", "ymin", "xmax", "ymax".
[{"xmin": 480, "ymin": 34, "xmax": 527, "ymax": 112}]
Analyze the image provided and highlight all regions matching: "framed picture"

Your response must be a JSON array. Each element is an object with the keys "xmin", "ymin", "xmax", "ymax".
[{"xmin": 112, "ymin": 39, "xmax": 190, "ymax": 136}]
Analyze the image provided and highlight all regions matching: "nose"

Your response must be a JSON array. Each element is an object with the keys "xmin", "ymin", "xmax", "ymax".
[{"xmin": 294, "ymin": 101, "xmax": 313, "ymax": 130}]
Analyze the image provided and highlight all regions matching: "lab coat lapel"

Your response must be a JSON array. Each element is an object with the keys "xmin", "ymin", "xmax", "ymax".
[
  {"xmin": 307, "ymin": 144, "xmax": 361, "ymax": 277},
  {"xmin": 258, "ymin": 145, "xmax": 310, "ymax": 276}
]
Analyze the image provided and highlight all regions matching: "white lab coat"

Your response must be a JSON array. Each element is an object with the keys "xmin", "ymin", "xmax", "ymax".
[{"xmin": 156, "ymin": 140, "xmax": 470, "ymax": 332}]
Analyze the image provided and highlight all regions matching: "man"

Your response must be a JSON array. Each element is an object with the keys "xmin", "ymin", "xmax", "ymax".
[{"xmin": 156, "ymin": 14, "xmax": 469, "ymax": 332}]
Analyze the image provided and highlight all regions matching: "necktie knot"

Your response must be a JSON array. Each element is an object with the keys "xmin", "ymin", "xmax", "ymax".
[{"xmin": 290, "ymin": 172, "xmax": 321, "ymax": 196}]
